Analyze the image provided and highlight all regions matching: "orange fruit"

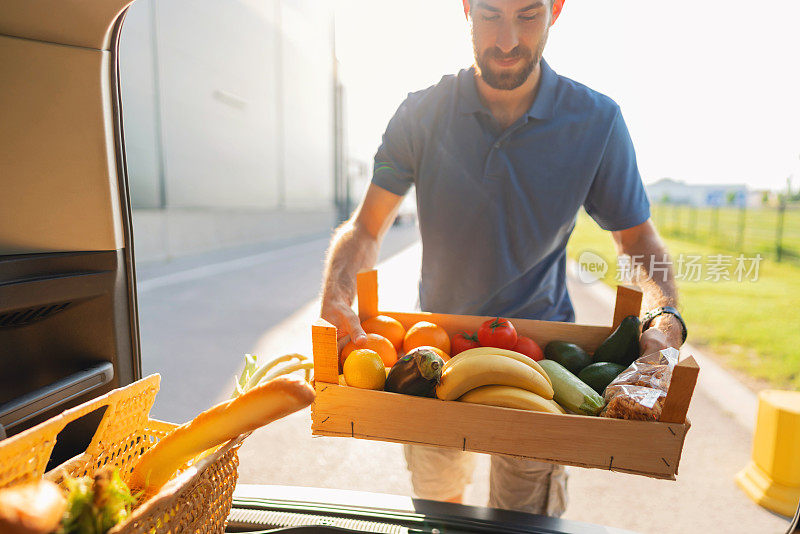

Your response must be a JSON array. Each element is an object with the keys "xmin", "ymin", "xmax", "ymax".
[
  {"xmin": 403, "ymin": 321, "xmax": 451, "ymax": 355},
  {"xmin": 361, "ymin": 315, "xmax": 406, "ymax": 350},
  {"xmin": 343, "ymin": 349, "xmax": 385, "ymax": 390},
  {"xmin": 414, "ymin": 345, "xmax": 450, "ymax": 362},
  {"xmin": 341, "ymin": 333, "xmax": 397, "ymax": 367}
]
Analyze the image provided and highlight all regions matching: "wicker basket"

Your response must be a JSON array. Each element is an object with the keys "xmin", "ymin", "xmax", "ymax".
[{"xmin": 0, "ymin": 374, "xmax": 244, "ymax": 533}]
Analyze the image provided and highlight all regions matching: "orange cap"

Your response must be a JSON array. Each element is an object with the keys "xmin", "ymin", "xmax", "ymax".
[
  {"xmin": 552, "ymin": 0, "xmax": 565, "ymax": 25},
  {"xmin": 462, "ymin": 1, "xmax": 566, "ymax": 22}
]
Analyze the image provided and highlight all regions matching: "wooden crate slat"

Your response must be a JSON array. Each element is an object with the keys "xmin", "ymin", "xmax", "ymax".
[
  {"xmin": 312, "ymin": 384, "xmax": 686, "ymax": 480},
  {"xmin": 312, "ymin": 319, "xmax": 340, "ymax": 384},
  {"xmin": 612, "ymin": 285, "xmax": 643, "ymax": 329},
  {"xmin": 356, "ymin": 270, "xmax": 379, "ymax": 320},
  {"xmin": 660, "ymin": 356, "xmax": 700, "ymax": 424}
]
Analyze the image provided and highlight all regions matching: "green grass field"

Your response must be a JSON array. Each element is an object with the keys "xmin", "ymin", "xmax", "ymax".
[{"xmin": 567, "ymin": 210, "xmax": 800, "ymax": 390}]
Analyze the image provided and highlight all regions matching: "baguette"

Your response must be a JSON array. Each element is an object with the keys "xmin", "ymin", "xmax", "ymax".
[
  {"xmin": 129, "ymin": 376, "xmax": 314, "ymax": 493},
  {"xmin": 0, "ymin": 480, "xmax": 66, "ymax": 534}
]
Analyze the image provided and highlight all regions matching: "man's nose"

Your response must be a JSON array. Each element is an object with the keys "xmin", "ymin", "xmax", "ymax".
[{"xmin": 495, "ymin": 19, "xmax": 519, "ymax": 53}]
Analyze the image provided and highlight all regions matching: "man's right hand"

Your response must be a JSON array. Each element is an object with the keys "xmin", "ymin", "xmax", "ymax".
[
  {"xmin": 319, "ymin": 184, "xmax": 404, "ymax": 345},
  {"xmin": 321, "ymin": 298, "xmax": 367, "ymax": 344}
]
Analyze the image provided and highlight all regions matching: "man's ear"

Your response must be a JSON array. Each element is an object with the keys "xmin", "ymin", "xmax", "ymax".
[
  {"xmin": 462, "ymin": 0, "xmax": 470, "ymax": 19},
  {"xmin": 551, "ymin": 0, "xmax": 565, "ymax": 25}
]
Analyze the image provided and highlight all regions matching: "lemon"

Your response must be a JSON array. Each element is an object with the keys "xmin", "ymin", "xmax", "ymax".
[{"xmin": 343, "ymin": 349, "xmax": 386, "ymax": 390}]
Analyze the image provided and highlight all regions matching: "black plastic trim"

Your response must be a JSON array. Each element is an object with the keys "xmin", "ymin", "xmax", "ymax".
[
  {"xmin": 229, "ymin": 497, "xmax": 615, "ymax": 534},
  {"xmin": 0, "ymin": 362, "xmax": 114, "ymax": 430},
  {"xmin": 0, "ymin": 271, "xmax": 114, "ymax": 315},
  {"xmin": 787, "ymin": 499, "xmax": 799, "ymax": 533}
]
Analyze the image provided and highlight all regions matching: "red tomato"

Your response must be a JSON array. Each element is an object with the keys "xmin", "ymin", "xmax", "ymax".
[
  {"xmin": 477, "ymin": 317, "xmax": 518, "ymax": 350},
  {"xmin": 451, "ymin": 331, "xmax": 480, "ymax": 355},
  {"xmin": 513, "ymin": 336, "xmax": 544, "ymax": 361}
]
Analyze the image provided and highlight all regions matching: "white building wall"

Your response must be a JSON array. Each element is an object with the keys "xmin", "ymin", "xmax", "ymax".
[
  {"xmin": 646, "ymin": 179, "xmax": 748, "ymax": 207},
  {"xmin": 119, "ymin": 0, "xmax": 162, "ymax": 208},
  {"xmin": 119, "ymin": 0, "xmax": 335, "ymax": 211},
  {"xmin": 155, "ymin": 0, "xmax": 280, "ymax": 209},
  {"xmin": 281, "ymin": 0, "xmax": 335, "ymax": 209}
]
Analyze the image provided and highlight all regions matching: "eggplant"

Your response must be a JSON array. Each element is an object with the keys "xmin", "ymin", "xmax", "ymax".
[{"xmin": 385, "ymin": 347, "xmax": 444, "ymax": 397}]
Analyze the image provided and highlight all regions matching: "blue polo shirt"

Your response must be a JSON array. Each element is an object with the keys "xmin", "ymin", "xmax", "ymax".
[{"xmin": 372, "ymin": 59, "xmax": 650, "ymax": 322}]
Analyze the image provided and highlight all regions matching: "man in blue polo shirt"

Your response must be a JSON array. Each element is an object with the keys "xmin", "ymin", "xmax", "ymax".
[{"xmin": 321, "ymin": 0, "xmax": 685, "ymax": 515}]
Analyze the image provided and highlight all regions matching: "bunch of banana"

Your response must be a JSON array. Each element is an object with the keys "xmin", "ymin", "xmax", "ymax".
[
  {"xmin": 435, "ymin": 347, "xmax": 562, "ymax": 414},
  {"xmin": 458, "ymin": 385, "xmax": 565, "ymax": 414}
]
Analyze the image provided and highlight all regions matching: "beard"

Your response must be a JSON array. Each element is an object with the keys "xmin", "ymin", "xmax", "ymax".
[{"xmin": 473, "ymin": 30, "xmax": 548, "ymax": 91}]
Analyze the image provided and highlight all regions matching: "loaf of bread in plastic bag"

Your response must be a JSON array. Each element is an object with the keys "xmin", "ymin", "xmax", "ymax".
[{"xmin": 602, "ymin": 347, "xmax": 679, "ymax": 421}]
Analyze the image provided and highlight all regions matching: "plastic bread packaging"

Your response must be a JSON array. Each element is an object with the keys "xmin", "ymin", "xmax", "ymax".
[{"xmin": 601, "ymin": 347, "xmax": 679, "ymax": 421}]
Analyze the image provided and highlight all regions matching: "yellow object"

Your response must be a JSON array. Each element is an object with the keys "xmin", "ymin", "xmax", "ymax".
[
  {"xmin": 736, "ymin": 389, "xmax": 800, "ymax": 517},
  {"xmin": 130, "ymin": 376, "xmax": 314, "ymax": 493},
  {"xmin": 435, "ymin": 353, "xmax": 554, "ymax": 401},
  {"xmin": 458, "ymin": 385, "xmax": 565, "ymax": 414},
  {"xmin": 340, "ymin": 333, "xmax": 397, "ymax": 367},
  {"xmin": 0, "ymin": 375, "xmax": 244, "ymax": 533},
  {"xmin": 343, "ymin": 349, "xmax": 386, "ymax": 390},
  {"xmin": 446, "ymin": 346, "xmax": 552, "ymax": 386}
]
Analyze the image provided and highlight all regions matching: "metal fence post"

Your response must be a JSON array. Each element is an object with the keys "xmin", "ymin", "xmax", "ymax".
[
  {"xmin": 776, "ymin": 202, "xmax": 786, "ymax": 262},
  {"xmin": 673, "ymin": 204, "xmax": 679, "ymax": 234},
  {"xmin": 712, "ymin": 205, "xmax": 719, "ymax": 240},
  {"xmin": 737, "ymin": 204, "xmax": 747, "ymax": 251}
]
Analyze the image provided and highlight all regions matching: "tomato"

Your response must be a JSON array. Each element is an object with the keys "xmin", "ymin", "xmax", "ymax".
[
  {"xmin": 512, "ymin": 336, "xmax": 544, "ymax": 361},
  {"xmin": 477, "ymin": 317, "xmax": 517, "ymax": 350},
  {"xmin": 451, "ymin": 331, "xmax": 480, "ymax": 355}
]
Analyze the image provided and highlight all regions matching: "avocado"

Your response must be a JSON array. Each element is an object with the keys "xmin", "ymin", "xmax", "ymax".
[
  {"xmin": 543, "ymin": 341, "xmax": 593, "ymax": 375},
  {"xmin": 385, "ymin": 347, "xmax": 444, "ymax": 397},
  {"xmin": 592, "ymin": 315, "xmax": 641, "ymax": 367},
  {"xmin": 578, "ymin": 362, "xmax": 627, "ymax": 395}
]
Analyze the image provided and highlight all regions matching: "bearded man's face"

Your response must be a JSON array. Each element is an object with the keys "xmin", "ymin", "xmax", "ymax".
[{"xmin": 469, "ymin": 0, "xmax": 551, "ymax": 90}]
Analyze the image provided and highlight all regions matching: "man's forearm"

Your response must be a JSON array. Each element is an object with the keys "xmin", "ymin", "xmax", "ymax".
[
  {"xmin": 621, "ymin": 231, "xmax": 683, "ymax": 348},
  {"xmin": 321, "ymin": 220, "xmax": 380, "ymax": 308},
  {"xmin": 633, "ymin": 254, "xmax": 683, "ymax": 348}
]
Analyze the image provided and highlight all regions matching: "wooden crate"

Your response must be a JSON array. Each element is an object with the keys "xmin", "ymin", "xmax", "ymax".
[{"xmin": 311, "ymin": 270, "xmax": 699, "ymax": 480}]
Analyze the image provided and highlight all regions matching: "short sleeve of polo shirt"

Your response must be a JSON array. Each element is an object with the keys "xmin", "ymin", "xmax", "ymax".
[
  {"xmin": 371, "ymin": 98, "xmax": 416, "ymax": 196},
  {"xmin": 583, "ymin": 108, "xmax": 651, "ymax": 231}
]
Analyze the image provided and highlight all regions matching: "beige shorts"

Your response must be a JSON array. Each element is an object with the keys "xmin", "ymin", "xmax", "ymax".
[{"xmin": 403, "ymin": 444, "xmax": 568, "ymax": 517}]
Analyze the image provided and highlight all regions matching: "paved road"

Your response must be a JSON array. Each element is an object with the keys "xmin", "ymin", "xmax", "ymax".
[
  {"xmin": 136, "ymin": 229, "xmax": 790, "ymax": 533},
  {"xmin": 135, "ymin": 225, "xmax": 420, "ymax": 422}
]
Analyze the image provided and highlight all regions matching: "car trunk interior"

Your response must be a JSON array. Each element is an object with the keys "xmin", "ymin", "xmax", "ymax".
[{"xmin": 0, "ymin": 0, "xmax": 140, "ymax": 466}]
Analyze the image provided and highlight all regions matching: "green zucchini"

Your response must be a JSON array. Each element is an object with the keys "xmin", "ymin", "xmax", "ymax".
[
  {"xmin": 578, "ymin": 362, "xmax": 626, "ymax": 395},
  {"xmin": 538, "ymin": 359, "xmax": 606, "ymax": 416},
  {"xmin": 544, "ymin": 341, "xmax": 592, "ymax": 375}
]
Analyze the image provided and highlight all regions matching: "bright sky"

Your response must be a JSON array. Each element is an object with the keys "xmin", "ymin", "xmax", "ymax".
[{"xmin": 335, "ymin": 0, "xmax": 800, "ymax": 190}]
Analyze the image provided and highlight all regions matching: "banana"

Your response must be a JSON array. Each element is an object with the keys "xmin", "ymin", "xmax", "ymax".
[
  {"xmin": 458, "ymin": 385, "xmax": 566, "ymax": 414},
  {"xmin": 435, "ymin": 353, "xmax": 554, "ymax": 401},
  {"xmin": 445, "ymin": 346, "xmax": 552, "ymax": 386}
]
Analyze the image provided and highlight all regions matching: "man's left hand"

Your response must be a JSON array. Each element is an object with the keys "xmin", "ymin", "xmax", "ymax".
[
  {"xmin": 639, "ymin": 327, "xmax": 669, "ymax": 356},
  {"xmin": 639, "ymin": 315, "xmax": 683, "ymax": 355}
]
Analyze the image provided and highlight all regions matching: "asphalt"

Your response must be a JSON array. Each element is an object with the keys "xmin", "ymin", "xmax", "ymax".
[{"xmin": 135, "ymin": 227, "xmax": 791, "ymax": 533}]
